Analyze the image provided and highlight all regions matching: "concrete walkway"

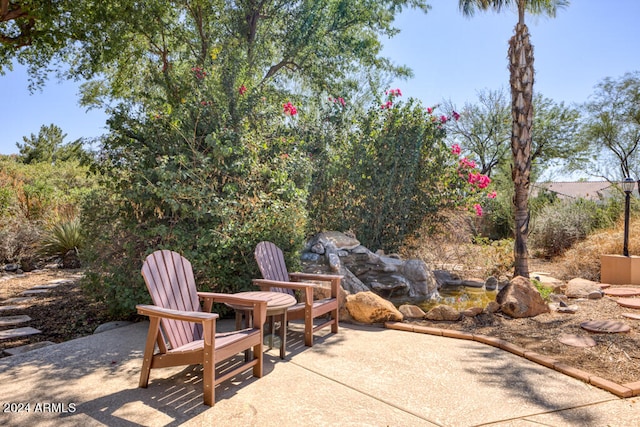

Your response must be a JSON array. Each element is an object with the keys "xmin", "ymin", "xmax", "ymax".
[{"xmin": 0, "ymin": 320, "xmax": 638, "ymax": 426}]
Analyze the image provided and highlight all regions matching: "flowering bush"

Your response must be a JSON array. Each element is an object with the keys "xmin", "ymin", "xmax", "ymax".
[
  {"xmin": 283, "ymin": 101, "xmax": 298, "ymax": 116},
  {"xmin": 450, "ymin": 141, "xmax": 495, "ymax": 216}
]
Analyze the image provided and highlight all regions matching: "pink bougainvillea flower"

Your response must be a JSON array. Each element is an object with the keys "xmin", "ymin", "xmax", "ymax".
[
  {"xmin": 191, "ymin": 66, "xmax": 207, "ymax": 79},
  {"xmin": 459, "ymin": 157, "xmax": 476, "ymax": 169},
  {"xmin": 468, "ymin": 172, "xmax": 491, "ymax": 189},
  {"xmin": 385, "ymin": 88, "xmax": 402, "ymax": 97},
  {"xmin": 440, "ymin": 115, "xmax": 448, "ymax": 124},
  {"xmin": 452, "ymin": 110, "xmax": 461, "ymax": 121},
  {"xmin": 474, "ymin": 204, "xmax": 483, "ymax": 216},
  {"xmin": 487, "ymin": 191, "xmax": 497, "ymax": 199},
  {"xmin": 283, "ymin": 101, "xmax": 298, "ymax": 116},
  {"xmin": 239, "ymin": 85, "xmax": 247, "ymax": 95},
  {"xmin": 451, "ymin": 144, "xmax": 461, "ymax": 156},
  {"xmin": 477, "ymin": 174, "xmax": 491, "ymax": 189},
  {"xmin": 338, "ymin": 97, "xmax": 346, "ymax": 107},
  {"xmin": 427, "ymin": 107, "xmax": 433, "ymax": 114},
  {"xmin": 380, "ymin": 100, "xmax": 393, "ymax": 109}
]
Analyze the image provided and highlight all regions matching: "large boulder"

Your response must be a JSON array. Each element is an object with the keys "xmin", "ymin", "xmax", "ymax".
[
  {"xmin": 496, "ymin": 276, "xmax": 550, "ymax": 318},
  {"xmin": 345, "ymin": 291, "xmax": 403, "ymax": 323},
  {"xmin": 565, "ymin": 278, "xmax": 603, "ymax": 299}
]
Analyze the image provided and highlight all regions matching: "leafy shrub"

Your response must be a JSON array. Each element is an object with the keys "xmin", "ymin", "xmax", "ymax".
[
  {"xmin": 553, "ymin": 211, "xmax": 640, "ymax": 281},
  {"xmin": 80, "ymin": 107, "xmax": 310, "ymax": 317},
  {"xmin": 0, "ymin": 217, "xmax": 42, "ymax": 265},
  {"xmin": 305, "ymin": 94, "xmax": 472, "ymax": 252},
  {"xmin": 0, "ymin": 156, "xmax": 99, "ymax": 266},
  {"xmin": 401, "ymin": 214, "xmax": 514, "ymax": 278},
  {"xmin": 532, "ymin": 278, "xmax": 553, "ymax": 301},
  {"xmin": 530, "ymin": 198, "xmax": 621, "ymax": 258}
]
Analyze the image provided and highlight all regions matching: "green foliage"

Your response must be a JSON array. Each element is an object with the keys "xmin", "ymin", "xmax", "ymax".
[
  {"xmin": 40, "ymin": 219, "xmax": 84, "ymax": 257},
  {"xmin": 306, "ymin": 94, "xmax": 470, "ymax": 251},
  {"xmin": 530, "ymin": 197, "xmax": 622, "ymax": 258},
  {"xmin": 81, "ymin": 85, "xmax": 311, "ymax": 316},
  {"xmin": 580, "ymin": 71, "xmax": 640, "ymax": 179},
  {"xmin": 75, "ymin": 1, "xmax": 434, "ymax": 316},
  {"xmin": 532, "ymin": 278, "xmax": 553, "ymax": 301},
  {"xmin": 16, "ymin": 124, "xmax": 91, "ymax": 165},
  {"xmin": 0, "ymin": 155, "xmax": 99, "ymax": 264}
]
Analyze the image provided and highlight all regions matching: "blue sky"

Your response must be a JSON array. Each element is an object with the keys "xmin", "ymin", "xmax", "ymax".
[{"xmin": 1, "ymin": 0, "xmax": 639, "ymax": 156}]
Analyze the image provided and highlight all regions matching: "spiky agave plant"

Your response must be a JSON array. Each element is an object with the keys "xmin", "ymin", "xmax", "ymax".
[{"xmin": 40, "ymin": 218, "xmax": 84, "ymax": 259}]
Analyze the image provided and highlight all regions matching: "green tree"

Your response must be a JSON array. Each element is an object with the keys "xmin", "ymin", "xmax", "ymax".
[
  {"xmin": 444, "ymin": 88, "xmax": 511, "ymax": 177},
  {"xmin": 446, "ymin": 90, "xmax": 582, "ymax": 180},
  {"xmin": 77, "ymin": 1, "xmax": 432, "ymax": 316},
  {"xmin": 580, "ymin": 71, "xmax": 640, "ymax": 180},
  {"xmin": 16, "ymin": 124, "xmax": 88, "ymax": 164},
  {"xmin": 458, "ymin": 0, "xmax": 569, "ymax": 278}
]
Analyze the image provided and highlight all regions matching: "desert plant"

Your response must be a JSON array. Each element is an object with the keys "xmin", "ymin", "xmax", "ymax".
[
  {"xmin": 530, "ymin": 198, "xmax": 621, "ymax": 258},
  {"xmin": 0, "ymin": 217, "xmax": 43, "ymax": 265},
  {"xmin": 401, "ymin": 213, "xmax": 514, "ymax": 278},
  {"xmin": 40, "ymin": 218, "xmax": 84, "ymax": 258},
  {"xmin": 552, "ymin": 211, "xmax": 640, "ymax": 281}
]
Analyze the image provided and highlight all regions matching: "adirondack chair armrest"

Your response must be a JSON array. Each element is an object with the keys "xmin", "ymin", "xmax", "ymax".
[
  {"xmin": 289, "ymin": 272, "xmax": 343, "ymax": 282},
  {"xmin": 289, "ymin": 273, "xmax": 342, "ymax": 298},
  {"xmin": 252, "ymin": 278, "xmax": 328, "ymax": 306},
  {"xmin": 136, "ymin": 304, "xmax": 219, "ymax": 323},
  {"xmin": 252, "ymin": 278, "xmax": 315, "ymax": 291}
]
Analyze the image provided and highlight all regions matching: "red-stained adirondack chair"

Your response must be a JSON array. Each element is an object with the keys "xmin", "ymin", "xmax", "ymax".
[
  {"xmin": 253, "ymin": 241, "xmax": 341, "ymax": 347},
  {"xmin": 137, "ymin": 250, "xmax": 267, "ymax": 406}
]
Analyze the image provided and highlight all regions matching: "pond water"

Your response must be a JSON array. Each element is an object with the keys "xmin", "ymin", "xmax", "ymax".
[{"xmin": 417, "ymin": 286, "xmax": 498, "ymax": 312}]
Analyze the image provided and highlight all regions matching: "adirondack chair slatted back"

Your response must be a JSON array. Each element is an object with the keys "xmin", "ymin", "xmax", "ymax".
[
  {"xmin": 141, "ymin": 250, "xmax": 203, "ymax": 348},
  {"xmin": 254, "ymin": 241, "xmax": 294, "ymax": 296}
]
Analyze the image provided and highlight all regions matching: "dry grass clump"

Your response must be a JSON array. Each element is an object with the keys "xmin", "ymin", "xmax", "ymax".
[
  {"xmin": 554, "ymin": 216, "xmax": 640, "ymax": 281},
  {"xmin": 400, "ymin": 211, "xmax": 514, "ymax": 278}
]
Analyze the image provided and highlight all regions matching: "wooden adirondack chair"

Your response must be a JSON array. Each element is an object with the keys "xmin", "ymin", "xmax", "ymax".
[
  {"xmin": 253, "ymin": 241, "xmax": 341, "ymax": 347},
  {"xmin": 137, "ymin": 250, "xmax": 267, "ymax": 406}
]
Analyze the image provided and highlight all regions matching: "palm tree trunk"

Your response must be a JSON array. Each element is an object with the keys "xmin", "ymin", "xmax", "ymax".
[{"xmin": 509, "ymin": 22, "xmax": 533, "ymax": 278}]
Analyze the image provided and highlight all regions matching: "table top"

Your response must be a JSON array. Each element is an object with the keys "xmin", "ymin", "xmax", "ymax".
[{"xmin": 228, "ymin": 291, "xmax": 296, "ymax": 311}]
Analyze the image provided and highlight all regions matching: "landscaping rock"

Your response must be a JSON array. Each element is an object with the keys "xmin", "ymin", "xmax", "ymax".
[
  {"xmin": 496, "ymin": 276, "xmax": 549, "ymax": 318},
  {"xmin": 484, "ymin": 276, "xmax": 499, "ymax": 290},
  {"xmin": 587, "ymin": 290, "xmax": 604, "ymax": 300},
  {"xmin": 425, "ymin": 305, "xmax": 461, "ymax": 321},
  {"xmin": 301, "ymin": 231, "xmax": 438, "ymax": 303},
  {"xmin": 485, "ymin": 301, "xmax": 501, "ymax": 313},
  {"xmin": 345, "ymin": 291, "xmax": 403, "ymax": 323},
  {"xmin": 398, "ymin": 304, "xmax": 426, "ymax": 319},
  {"xmin": 462, "ymin": 306, "xmax": 483, "ymax": 317},
  {"xmin": 565, "ymin": 278, "xmax": 602, "ymax": 299}
]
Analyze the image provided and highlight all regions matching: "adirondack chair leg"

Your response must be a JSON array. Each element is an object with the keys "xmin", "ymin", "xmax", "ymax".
[
  {"xmin": 253, "ymin": 342, "xmax": 263, "ymax": 378},
  {"xmin": 202, "ymin": 321, "xmax": 215, "ymax": 406},
  {"xmin": 304, "ymin": 312, "xmax": 313, "ymax": 347},
  {"xmin": 139, "ymin": 316, "xmax": 162, "ymax": 388},
  {"xmin": 331, "ymin": 309, "xmax": 339, "ymax": 334}
]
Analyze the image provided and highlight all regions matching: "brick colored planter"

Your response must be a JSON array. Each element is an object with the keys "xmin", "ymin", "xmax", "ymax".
[{"xmin": 600, "ymin": 254, "xmax": 640, "ymax": 285}]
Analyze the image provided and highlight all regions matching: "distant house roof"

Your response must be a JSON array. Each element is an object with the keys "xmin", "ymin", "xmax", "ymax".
[{"xmin": 532, "ymin": 181, "xmax": 619, "ymax": 201}]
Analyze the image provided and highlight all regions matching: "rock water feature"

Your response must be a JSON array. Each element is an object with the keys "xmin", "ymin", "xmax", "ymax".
[
  {"xmin": 301, "ymin": 231, "xmax": 440, "ymax": 303},
  {"xmin": 300, "ymin": 231, "xmax": 501, "ymax": 322}
]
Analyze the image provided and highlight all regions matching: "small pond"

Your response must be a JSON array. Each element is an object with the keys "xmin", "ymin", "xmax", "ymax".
[{"xmin": 417, "ymin": 286, "xmax": 497, "ymax": 312}]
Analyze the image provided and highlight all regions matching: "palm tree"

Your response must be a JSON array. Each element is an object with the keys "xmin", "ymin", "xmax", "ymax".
[{"xmin": 459, "ymin": 0, "xmax": 569, "ymax": 278}]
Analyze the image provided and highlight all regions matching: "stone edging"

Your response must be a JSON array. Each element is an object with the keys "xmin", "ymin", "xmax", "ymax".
[{"xmin": 385, "ymin": 321, "xmax": 640, "ymax": 398}]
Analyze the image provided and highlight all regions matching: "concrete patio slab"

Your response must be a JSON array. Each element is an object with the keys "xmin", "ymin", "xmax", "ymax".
[{"xmin": 0, "ymin": 320, "xmax": 637, "ymax": 426}]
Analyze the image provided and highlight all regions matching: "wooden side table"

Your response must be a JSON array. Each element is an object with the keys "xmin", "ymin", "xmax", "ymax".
[{"xmin": 227, "ymin": 291, "xmax": 297, "ymax": 359}]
